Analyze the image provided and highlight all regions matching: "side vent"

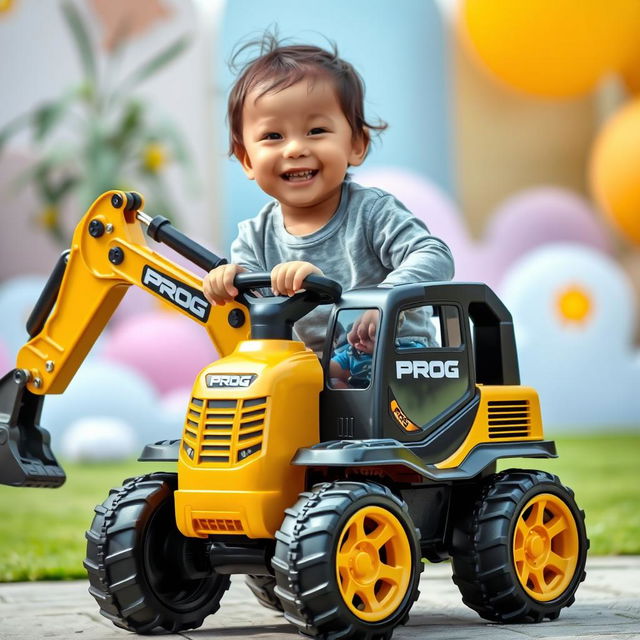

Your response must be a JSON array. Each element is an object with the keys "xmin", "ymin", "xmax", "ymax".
[
  {"xmin": 337, "ymin": 416, "xmax": 355, "ymax": 438},
  {"xmin": 487, "ymin": 399, "xmax": 530, "ymax": 439}
]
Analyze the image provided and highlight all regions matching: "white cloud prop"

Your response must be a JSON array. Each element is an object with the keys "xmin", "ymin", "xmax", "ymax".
[{"xmin": 501, "ymin": 244, "xmax": 640, "ymax": 430}]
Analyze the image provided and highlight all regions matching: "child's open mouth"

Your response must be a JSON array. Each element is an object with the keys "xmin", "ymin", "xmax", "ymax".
[{"xmin": 281, "ymin": 169, "xmax": 318, "ymax": 182}]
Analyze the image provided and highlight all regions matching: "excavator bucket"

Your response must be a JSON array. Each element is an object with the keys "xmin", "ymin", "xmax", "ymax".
[{"xmin": 0, "ymin": 369, "xmax": 65, "ymax": 488}]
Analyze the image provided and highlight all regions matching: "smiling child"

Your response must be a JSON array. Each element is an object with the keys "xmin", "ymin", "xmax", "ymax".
[{"xmin": 203, "ymin": 34, "xmax": 454, "ymax": 356}]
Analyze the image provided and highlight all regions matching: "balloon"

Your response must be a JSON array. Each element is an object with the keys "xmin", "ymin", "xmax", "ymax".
[
  {"xmin": 590, "ymin": 99, "xmax": 640, "ymax": 245},
  {"xmin": 460, "ymin": 0, "xmax": 640, "ymax": 98},
  {"xmin": 485, "ymin": 187, "xmax": 613, "ymax": 278},
  {"xmin": 0, "ymin": 338, "xmax": 10, "ymax": 373},
  {"xmin": 101, "ymin": 311, "xmax": 218, "ymax": 395},
  {"xmin": 60, "ymin": 416, "xmax": 137, "ymax": 462}
]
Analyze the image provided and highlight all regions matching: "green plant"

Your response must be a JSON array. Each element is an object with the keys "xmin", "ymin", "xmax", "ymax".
[{"xmin": 0, "ymin": 1, "xmax": 193, "ymax": 244}]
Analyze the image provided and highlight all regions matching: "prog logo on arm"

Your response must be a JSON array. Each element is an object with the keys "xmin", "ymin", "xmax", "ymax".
[
  {"xmin": 396, "ymin": 360, "xmax": 460, "ymax": 379},
  {"xmin": 142, "ymin": 266, "xmax": 211, "ymax": 321}
]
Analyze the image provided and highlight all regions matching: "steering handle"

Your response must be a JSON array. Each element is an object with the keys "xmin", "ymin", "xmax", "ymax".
[{"xmin": 234, "ymin": 272, "xmax": 342, "ymax": 305}]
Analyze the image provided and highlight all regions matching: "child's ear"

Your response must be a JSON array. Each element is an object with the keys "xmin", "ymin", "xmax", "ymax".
[
  {"xmin": 348, "ymin": 129, "xmax": 369, "ymax": 167},
  {"xmin": 234, "ymin": 144, "xmax": 255, "ymax": 179}
]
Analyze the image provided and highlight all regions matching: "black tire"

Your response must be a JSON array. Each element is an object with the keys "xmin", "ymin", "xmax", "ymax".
[
  {"xmin": 451, "ymin": 469, "xmax": 588, "ymax": 623},
  {"xmin": 273, "ymin": 481, "xmax": 422, "ymax": 640},
  {"xmin": 245, "ymin": 574, "xmax": 284, "ymax": 612},
  {"xmin": 84, "ymin": 473, "xmax": 230, "ymax": 633}
]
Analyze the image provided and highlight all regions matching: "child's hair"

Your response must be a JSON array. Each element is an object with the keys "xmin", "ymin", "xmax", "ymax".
[{"xmin": 227, "ymin": 32, "xmax": 387, "ymax": 158}]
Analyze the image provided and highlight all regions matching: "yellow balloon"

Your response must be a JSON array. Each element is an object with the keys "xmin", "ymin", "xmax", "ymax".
[
  {"xmin": 460, "ymin": 0, "xmax": 640, "ymax": 98},
  {"xmin": 590, "ymin": 99, "xmax": 640, "ymax": 245}
]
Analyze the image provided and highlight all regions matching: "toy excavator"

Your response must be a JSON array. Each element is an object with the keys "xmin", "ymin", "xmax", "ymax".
[{"xmin": 0, "ymin": 191, "xmax": 588, "ymax": 639}]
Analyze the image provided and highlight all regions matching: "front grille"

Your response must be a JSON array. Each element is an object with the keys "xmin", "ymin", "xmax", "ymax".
[
  {"xmin": 487, "ymin": 399, "xmax": 530, "ymax": 439},
  {"xmin": 182, "ymin": 396, "xmax": 267, "ymax": 465},
  {"xmin": 193, "ymin": 517, "xmax": 243, "ymax": 534}
]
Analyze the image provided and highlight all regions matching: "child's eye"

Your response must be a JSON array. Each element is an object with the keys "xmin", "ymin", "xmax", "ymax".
[
  {"xmin": 262, "ymin": 132, "xmax": 282, "ymax": 140},
  {"xmin": 308, "ymin": 127, "xmax": 327, "ymax": 135}
]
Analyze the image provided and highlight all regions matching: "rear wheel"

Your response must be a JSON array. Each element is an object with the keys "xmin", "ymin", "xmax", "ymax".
[
  {"xmin": 451, "ymin": 469, "xmax": 588, "ymax": 623},
  {"xmin": 273, "ymin": 481, "xmax": 422, "ymax": 639},
  {"xmin": 84, "ymin": 473, "xmax": 230, "ymax": 633}
]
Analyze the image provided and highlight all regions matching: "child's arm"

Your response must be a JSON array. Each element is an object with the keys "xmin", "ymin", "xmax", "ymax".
[{"xmin": 367, "ymin": 195, "xmax": 455, "ymax": 285}]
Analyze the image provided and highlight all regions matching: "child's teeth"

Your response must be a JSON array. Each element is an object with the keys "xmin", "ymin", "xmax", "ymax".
[{"xmin": 287, "ymin": 170, "xmax": 313, "ymax": 180}]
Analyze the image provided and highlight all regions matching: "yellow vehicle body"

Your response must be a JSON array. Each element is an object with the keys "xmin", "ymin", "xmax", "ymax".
[{"xmin": 175, "ymin": 339, "xmax": 322, "ymax": 539}]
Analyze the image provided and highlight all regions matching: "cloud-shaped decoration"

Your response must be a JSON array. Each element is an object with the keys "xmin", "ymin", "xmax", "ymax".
[
  {"xmin": 501, "ymin": 244, "xmax": 640, "ymax": 430},
  {"xmin": 41, "ymin": 360, "xmax": 183, "ymax": 449},
  {"xmin": 353, "ymin": 168, "xmax": 612, "ymax": 289},
  {"xmin": 101, "ymin": 311, "xmax": 218, "ymax": 395},
  {"xmin": 60, "ymin": 416, "xmax": 137, "ymax": 462}
]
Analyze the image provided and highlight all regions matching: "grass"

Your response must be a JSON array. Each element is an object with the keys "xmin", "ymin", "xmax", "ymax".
[{"xmin": 0, "ymin": 433, "xmax": 637, "ymax": 582}]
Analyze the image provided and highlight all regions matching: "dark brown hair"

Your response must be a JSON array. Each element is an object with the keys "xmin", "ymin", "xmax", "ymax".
[{"xmin": 227, "ymin": 32, "xmax": 387, "ymax": 158}]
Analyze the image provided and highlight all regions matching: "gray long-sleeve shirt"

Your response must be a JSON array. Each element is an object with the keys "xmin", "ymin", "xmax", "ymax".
[{"xmin": 230, "ymin": 179, "xmax": 454, "ymax": 355}]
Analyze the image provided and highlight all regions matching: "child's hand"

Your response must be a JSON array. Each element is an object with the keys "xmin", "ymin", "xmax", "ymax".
[
  {"xmin": 270, "ymin": 261, "xmax": 323, "ymax": 296},
  {"xmin": 348, "ymin": 309, "xmax": 380, "ymax": 354},
  {"xmin": 202, "ymin": 263, "xmax": 246, "ymax": 305}
]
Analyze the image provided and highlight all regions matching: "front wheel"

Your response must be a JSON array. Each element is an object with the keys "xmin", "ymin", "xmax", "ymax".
[
  {"xmin": 84, "ymin": 473, "xmax": 230, "ymax": 633},
  {"xmin": 273, "ymin": 481, "xmax": 422, "ymax": 640},
  {"xmin": 451, "ymin": 469, "xmax": 588, "ymax": 623}
]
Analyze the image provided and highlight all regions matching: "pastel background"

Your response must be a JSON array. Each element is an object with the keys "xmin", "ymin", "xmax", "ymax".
[{"xmin": 1, "ymin": 0, "xmax": 639, "ymax": 459}]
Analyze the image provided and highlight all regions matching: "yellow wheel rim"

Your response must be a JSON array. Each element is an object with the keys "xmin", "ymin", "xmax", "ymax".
[
  {"xmin": 336, "ymin": 505, "xmax": 412, "ymax": 622},
  {"xmin": 513, "ymin": 492, "xmax": 580, "ymax": 602}
]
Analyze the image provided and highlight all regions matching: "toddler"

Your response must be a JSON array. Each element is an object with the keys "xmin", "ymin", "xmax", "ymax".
[{"xmin": 203, "ymin": 34, "xmax": 454, "ymax": 356}]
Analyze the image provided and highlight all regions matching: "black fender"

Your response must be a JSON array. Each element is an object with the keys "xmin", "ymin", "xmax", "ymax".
[{"xmin": 292, "ymin": 438, "xmax": 557, "ymax": 482}]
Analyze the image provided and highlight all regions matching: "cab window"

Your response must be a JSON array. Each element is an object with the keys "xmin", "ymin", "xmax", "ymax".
[
  {"xmin": 390, "ymin": 304, "xmax": 468, "ymax": 429},
  {"xmin": 328, "ymin": 308, "xmax": 380, "ymax": 390},
  {"xmin": 395, "ymin": 304, "xmax": 462, "ymax": 350}
]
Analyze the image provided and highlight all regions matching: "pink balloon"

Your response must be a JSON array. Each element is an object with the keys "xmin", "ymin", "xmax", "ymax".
[
  {"xmin": 485, "ymin": 187, "xmax": 613, "ymax": 277},
  {"xmin": 0, "ymin": 338, "xmax": 11, "ymax": 374},
  {"xmin": 101, "ymin": 311, "xmax": 218, "ymax": 395}
]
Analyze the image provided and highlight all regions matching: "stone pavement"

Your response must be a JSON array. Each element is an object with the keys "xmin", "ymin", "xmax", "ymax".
[{"xmin": 0, "ymin": 557, "xmax": 638, "ymax": 640}]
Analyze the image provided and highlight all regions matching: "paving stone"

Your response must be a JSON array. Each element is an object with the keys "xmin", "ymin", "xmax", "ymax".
[{"xmin": 0, "ymin": 558, "xmax": 638, "ymax": 639}]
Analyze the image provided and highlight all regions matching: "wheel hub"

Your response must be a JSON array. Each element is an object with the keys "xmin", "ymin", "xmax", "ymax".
[
  {"xmin": 525, "ymin": 529, "xmax": 549, "ymax": 562},
  {"xmin": 350, "ymin": 544, "xmax": 379, "ymax": 582}
]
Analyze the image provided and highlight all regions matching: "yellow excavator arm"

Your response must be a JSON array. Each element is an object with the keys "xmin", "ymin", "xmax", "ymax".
[{"xmin": 0, "ymin": 190, "xmax": 250, "ymax": 487}]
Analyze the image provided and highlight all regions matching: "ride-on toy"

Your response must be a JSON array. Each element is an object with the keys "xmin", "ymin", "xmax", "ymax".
[{"xmin": 0, "ymin": 191, "xmax": 588, "ymax": 638}]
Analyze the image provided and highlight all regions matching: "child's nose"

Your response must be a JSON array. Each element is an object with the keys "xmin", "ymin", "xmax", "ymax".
[{"xmin": 283, "ymin": 137, "xmax": 309, "ymax": 158}]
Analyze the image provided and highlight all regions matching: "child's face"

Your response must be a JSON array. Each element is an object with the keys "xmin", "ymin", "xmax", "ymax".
[{"xmin": 238, "ymin": 74, "xmax": 367, "ymax": 220}]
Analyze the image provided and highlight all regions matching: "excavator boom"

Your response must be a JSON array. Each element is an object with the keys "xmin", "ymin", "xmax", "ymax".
[{"xmin": 0, "ymin": 191, "xmax": 250, "ymax": 487}]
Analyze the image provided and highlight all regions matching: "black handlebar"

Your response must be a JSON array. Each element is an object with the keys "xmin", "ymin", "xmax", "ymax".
[
  {"xmin": 234, "ymin": 272, "xmax": 342, "ymax": 304},
  {"xmin": 232, "ymin": 272, "xmax": 342, "ymax": 340}
]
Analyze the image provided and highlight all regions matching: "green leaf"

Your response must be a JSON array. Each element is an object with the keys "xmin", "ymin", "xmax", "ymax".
[
  {"xmin": 61, "ymin": 1, "xmax": 97, "ymax": 82},
  {"xmin": 33, "ymin": 101, "xmax": 71, "ymax": 141},
  {"xmin": 119, "ymin": 36, "xmax": 190, "ymax": 88}
]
